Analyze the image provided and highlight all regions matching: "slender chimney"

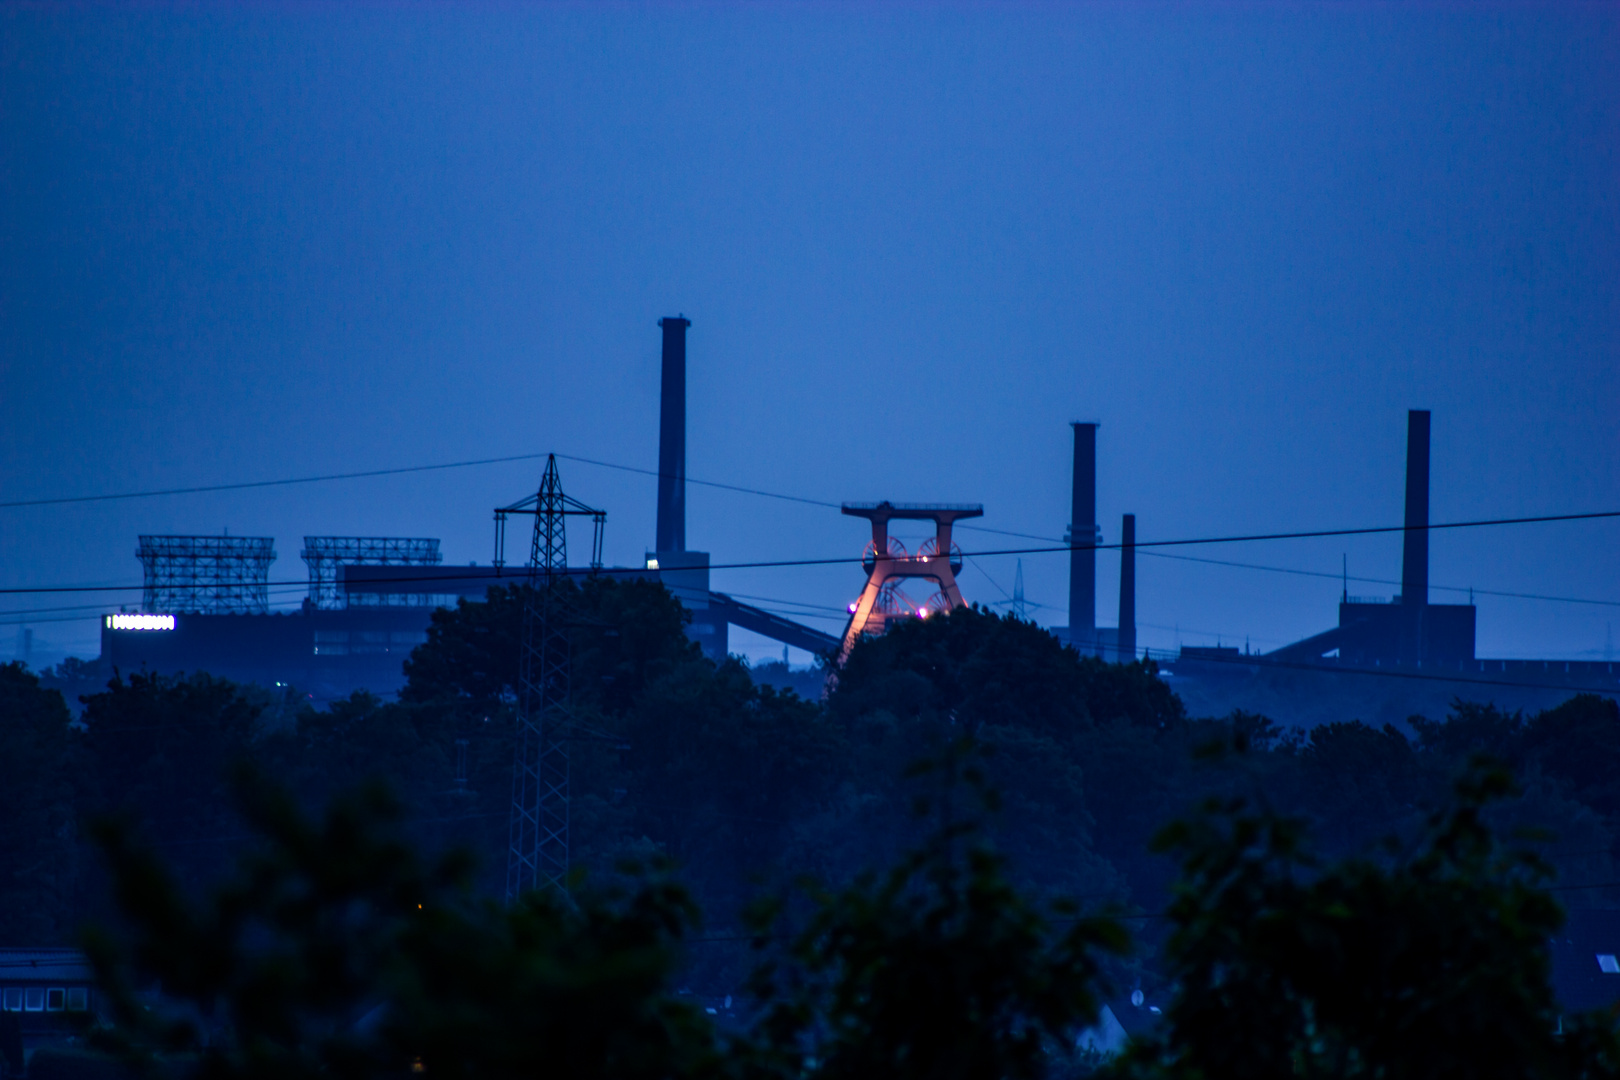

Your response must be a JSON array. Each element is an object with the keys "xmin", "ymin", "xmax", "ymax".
[
  {"xmin": 1401, "ymin": 410, "xmax": 1430, "ymax": 607},
  {"xmin": 1118, "ymin": 513, "xmax": 1136, "ymax": 662},
  {"xmin": 1068, "ymin": 423, "xmax": 1097, "ymax": 650},
  {"xmin": 655, "ymin": 316, "xmax": 690, "ymax": 554}
]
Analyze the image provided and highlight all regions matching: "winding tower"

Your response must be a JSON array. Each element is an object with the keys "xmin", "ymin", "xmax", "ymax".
[{"xmin": 836, "ymin": 501, "xmax": 984, "ymax": 664}]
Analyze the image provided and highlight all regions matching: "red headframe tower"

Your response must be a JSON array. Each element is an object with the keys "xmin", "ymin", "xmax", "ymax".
[{"xmin": 837, "ymin": 501, "xmax": 984, "ymax": 664}]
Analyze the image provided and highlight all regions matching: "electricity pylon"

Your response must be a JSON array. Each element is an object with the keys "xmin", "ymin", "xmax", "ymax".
[
  {"xmin": 498, "ymin": 455, "xmax": 604, "ymax": 900},
  {"xmin": 1010, "ymin": 558, "xmax": 1031, "ymax": 620}
]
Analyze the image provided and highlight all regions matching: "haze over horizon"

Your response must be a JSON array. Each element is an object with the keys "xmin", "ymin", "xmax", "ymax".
[{"xmin": 3, "ymin": 3, "xmax": 1616, "ymax": 669}]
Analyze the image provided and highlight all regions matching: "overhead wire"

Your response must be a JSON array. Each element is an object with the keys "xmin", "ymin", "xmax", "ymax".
[
  {"xmin": 963, "ymin": 530, "xmax": 1620, "ymax": 610},
  {"xmin": 1137, "ymin": 549, "xmax": 1620, "ymax": 610},
  {"xmin": 5, "ymin": 450, "xmax": 1616, "ymax": 665},
  {"xmin": 966, "ymin": 559, "xmax": 1016, "ymax": 605},
  {"xmin": 556, "ymin": 454, "xmax": 840, "ymax": 509},
  {"xmin": 6, "ymin": 447, "xmax": 1616, "ymax": 606},
  {"xmin": 718, "ymin": 591, "xmax": 850, "ymax": 615},
  {"xmin": 0, "ymin": 583, "xmax": 314, "ymax": 628},
  {"xmin": 1138, "ymin": 621, "xmax": 1281, "ymax": 647},
  {"xmin": 2, "ymin": 583, "xmax": 311, "ymax": 618},
  {"xmin": 12, "ymin": 459, "xmax": 1614, "ymax": 915},
  {"xmin": 0, "ymin": 440, "xmax": 1159, "ymax": 545},
  {"xmin": 0, "ymin": 452, "xmax": 566, "ymax": 510},
  {"xmin": 0, "ymin": 449, "xmax": 845, "ymax": 513},
  {"xmin": 4, "ymin": 506, "xmax": 1619, "ymax": 599}
]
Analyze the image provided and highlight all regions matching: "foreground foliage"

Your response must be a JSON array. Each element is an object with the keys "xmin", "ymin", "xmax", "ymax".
[
  {"xmin": 8, "ymin": 588, "xmax": 1620, "ymax": 1075},
  {"xmin": 87, "ymin": 771, "xmax": 723, "ymax": 1080},
  {"xmin": 10, "ymin": 592, "xmax": 1620, "ymax": 958},
  {"xmin": 747, "ymin": 753, "xmax": 1129, "ymax": 1080},
  {"xmin": 82, "ymin": 755, "xmax": 1620, "ymax": 1080},
  {"xmin": 87, "ymin": 755, "xmax": 1131, "ymax": 1080},
  {"xmin": 1122, "ymin": 762, "xmax": 1620, "ymax": 1079}
]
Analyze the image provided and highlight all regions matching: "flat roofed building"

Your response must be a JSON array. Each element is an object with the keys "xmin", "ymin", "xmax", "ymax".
[{"xmin": 0, "ymin": 949, "xmax": 98, "ymax": 1072}]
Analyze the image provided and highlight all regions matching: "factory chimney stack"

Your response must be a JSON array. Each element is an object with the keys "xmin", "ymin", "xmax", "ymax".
[
  {"xmin": 1118, "ymin": 513, "xmax": 1136, "ymax": 661},
  {"xmin": 1068, "ymin": 423, "xmax": 1097, "ymax": 653},
  {"xmin": 1399, "ymin": 409, "xmax": 1431, "ymax": 665},
  {"xmin": 656, "ymin": 316, "xmax": 690, "ymax": 554},
  {"xmin": 1401, "ymin": 410, "xmax": 1430, "ymax": 608}
]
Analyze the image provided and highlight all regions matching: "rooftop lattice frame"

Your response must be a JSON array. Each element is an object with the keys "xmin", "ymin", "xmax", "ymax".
[
  {"xmin": 137, "ymin": 536, "xmax": 276, "ymax": 614},
  {"xmin": 300, "ymin": 537, "xmax": 442, "ymax": 609}
]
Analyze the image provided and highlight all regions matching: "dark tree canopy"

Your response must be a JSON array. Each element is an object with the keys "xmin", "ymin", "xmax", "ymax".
[
  {"xmin": 831, "ymin": 606, "xmax": 1183, "ymax": 738},
  {"xmin": 400, "ymin": 577, "xmax": 698, "ymax": 716},
  {"xmin": 85, "ymin": 774, "xmax": 722, "ymax": 1080},
  {"xmin": 1125, "ymin": 766, "xmax": 1620, "ymax": 1080},
  {"xmin": 81, "ymin": 758, "xmax": 1620, "ymax": 1080},
  {"xmin": 76, "ymin": 671, "xmax": 271, "ymax": 904},
  {"xmin": 0, "ymin": 663, "xmax": 77, "ymax": 945},
  {"xmin": 3, "ymin": 579, "xmax": 1620, "ymax": 1075}
]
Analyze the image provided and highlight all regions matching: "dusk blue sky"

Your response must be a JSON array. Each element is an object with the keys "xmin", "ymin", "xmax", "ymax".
[{"xmin": 3, "ymin": 3, "xmax": 1617, "ymax": 668}]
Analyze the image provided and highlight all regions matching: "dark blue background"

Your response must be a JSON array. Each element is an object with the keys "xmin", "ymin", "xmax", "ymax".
[{"xmin": 3, "ymin": 4, "xmax": 1616, "ymax": 667}]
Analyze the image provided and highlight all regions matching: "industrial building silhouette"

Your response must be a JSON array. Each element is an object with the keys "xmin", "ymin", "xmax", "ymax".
[
  {"xmin": 100, "ymin": 316, "xmax": 1617, "ymax": 718},
  {"xmin": 99, "ymin": 317, "xmax": 834, "ymax": 701}
]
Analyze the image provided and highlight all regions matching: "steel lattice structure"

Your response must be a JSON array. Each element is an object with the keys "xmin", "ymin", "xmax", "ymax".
[
  {"xmin": 300, "ymin": 537, "xmax": 442, "ymax": 610},
  {"xmin": 836, "ymin": 502, "xmax": 983, "ymax": 665},
  {"xmin": 501, "ymin": 455, "xmax": 605, "ymax": 900},
  {"xmin": 137, "ymin": 536, "xmax": 277, "ymax": 614}
]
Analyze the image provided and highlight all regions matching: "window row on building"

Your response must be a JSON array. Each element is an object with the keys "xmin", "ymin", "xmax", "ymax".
[{"xmin": 1, "ymin": 987, "xmax": 89, "ymax": 1012}]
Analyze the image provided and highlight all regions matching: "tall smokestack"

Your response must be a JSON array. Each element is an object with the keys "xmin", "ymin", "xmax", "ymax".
[
  {"xmin": 1068, "ymin": 423, "xmax": 1097, "ymax": 651},
  {"xmin": 1401, "ymin": 410, "xmax": 1430, "ymax": 607},
  {"xmin": 1118, "ymin": 513, "xmax": 1136, "ymax": 661},
  {"xmin": 655, "ymin": 316, "xmax": 690, "ymax": 554}
]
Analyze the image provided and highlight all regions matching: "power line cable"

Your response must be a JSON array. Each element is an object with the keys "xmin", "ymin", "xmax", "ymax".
[
  {"xmin": 6, "ymin": 448, "xmax": 1616, "ymax": 613},
  {"xmin": 1138, "ymin": 620, "xmax": 1281, "ymax": 647},
  {"xmin": 848, "ymin": 514, "xmax": 1620, "ymax": 612},
  {"xmin": 718, "ymin": 591, "xmax": 851, "ymax": 615},
  {"xmin": 0, "ymin": 453, "xmax": 569, "ymax": 509},
  {"xmin": 958, "ymin": 523, "xmax": 1066, "ymax": 543},
  {"xmin": 966, "ymin": 559, "xmax": 1015, "ymax": 605},
  {"xmin": 2, "ymin": 583, "xmax": 312, "ymax": 619},
  {"xmin": 4, "ymin": 506, "xmax": 1618, "ymax": 597},
  {"xmin": 556, "ymin": 454, "xmax": 840, "ymax": 509},
  {"xmin": 0, "ymin": 448, "xmax": 844, "ymax": 513},
  {"xmin": 1137, "ymin": 549, "xmax": 1620, "ymax": 609}
]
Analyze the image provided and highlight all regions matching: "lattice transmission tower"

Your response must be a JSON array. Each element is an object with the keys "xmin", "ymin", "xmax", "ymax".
[{"xmin": 496, "ymin": 455, "xmax": 605, "ymax": 900}]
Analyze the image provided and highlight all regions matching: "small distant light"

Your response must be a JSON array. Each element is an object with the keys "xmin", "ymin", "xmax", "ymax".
[
  {"xmin": 919, "ymin": 609, "xmax": 929, "ymax": 618},
  {"xmin": 646, "ymin": 558, "xmax": 660, "ymax": 570},
  {"xmin": 847, "ymin": 602, "xmax": 857, "ymax": 613},
  {"xmin": 107, "ymin": 613, "xmax": 175, "ymax": 631}
]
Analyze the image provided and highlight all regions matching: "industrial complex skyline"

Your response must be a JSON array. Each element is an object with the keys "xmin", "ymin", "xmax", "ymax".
[{"xmin": 3, "ymin": 5, "xmax": 1617, "ymax": 669}]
